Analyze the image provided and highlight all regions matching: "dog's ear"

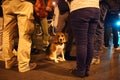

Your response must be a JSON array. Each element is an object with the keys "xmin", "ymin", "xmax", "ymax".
[
  {"xmin": 63, "ymin": 36, "xmax": 67, "ymax": 43},
  {"xmin": 63, "ymin": 33, "xmax": 67, "ymax": 43},
  {"xmin": 52, "ymin": 36, "xmax": 59, "ymax": 43}
]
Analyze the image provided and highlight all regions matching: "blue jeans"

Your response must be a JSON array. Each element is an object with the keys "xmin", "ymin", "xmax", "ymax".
[{"xmin": 70, "ymin": 8, "xmax": 100, "ymax": 72}]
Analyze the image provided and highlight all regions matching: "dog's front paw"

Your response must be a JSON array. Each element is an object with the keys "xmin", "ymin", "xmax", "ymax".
[
  {"xmin": 62, "ymin": 59, "xmax": 66, "ymax": 61},
  {"xmin": 58, "ymin": 57, "xmax": 66, "ymax": 62},
  {"xmin": 48, "ymin": 56, "xmax": 54, "ymax": 61},
  {"xmin": 54, "ymin": 60, "xmax": 59, "ymax": 63},
  {"xmin": 61, "ymin": 58, "xmax": 66, "ymax": 61}
]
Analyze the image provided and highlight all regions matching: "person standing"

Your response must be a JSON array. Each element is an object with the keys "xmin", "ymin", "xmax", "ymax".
[
  {"xmin": 57, "ymin": 0, "xmax": 70, "ymax": 32},
  {"xmin": 69, "ymin": 0, "xmax": 100, "ymax": 77},
  {"xmin": 91, "ymin": 0, "xmax": 110, "ymax": 64},
  {"xmin": 56, "ymin": 0, "xmax": 75, "ymax": 60},
  {"xmin": 34, "ymin": 0, "xmax": 52, "ymax": 51},
  {"xmin": 2, "ymin": 0, "xmax": 37, "ymax": 72},
  {"xmin": 104, "ymin": 0, "xmax": 120, "ymax": 51}
]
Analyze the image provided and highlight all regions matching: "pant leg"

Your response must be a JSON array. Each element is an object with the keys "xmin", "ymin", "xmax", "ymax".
[
  {"xmin": 104, "ymin": 23, "xmax": 112, "ymax": 47},
  {"xmin": 86, "ymin": 18, "xmax": 98, "ymax": 70},
  {"xmin": 2, "ymin": 0, "xmax": 17, "ymax": 63},
  {"xmin": 113, "ymin": 14, "xmax": 119, "ymax": 48},
  {"xmin": 65, "ymin": 25, "xmax": 73, "ymax": 57},
  {"xmin": 16, "ymin": 1, "xmax": 34, "ymax": 72},
  {"xmin": 70, "ymin": 10, "xmax": 88, "ymax": 72},
  {"xmin": 40, "ymin": 18, "xmax": 50, "ymax": 47},
  {"xmin": 109, "ymin": 13, "xmax": 119, "ymax": 48},
  {"xmin": 70, "ymin": 8, "xmax": 99, "ymax": 72},
  {"xmin": 57, "ymin": 12, "xmax": 69, "ymax": 32},
  {"xmin": 93, "ymin": 2, "xmax": 109, "ymax": 58},
  {"xmin": 94, "ymin": 21, "xmax": 104, "ymax": 58},
  {"xmin": 31, "ymin": 23, "xmax": 38, "ymax": 49},
  {"xmin": 2, "ymin": 0, "xmax": 19, "ymax": 69},
  {"xmin": 112, "ymin": 26, "xmax": 119, "ymax": 48},
  {"xmin": 64, "ymin": 15, "xmax": 73, "ymax": 57}
]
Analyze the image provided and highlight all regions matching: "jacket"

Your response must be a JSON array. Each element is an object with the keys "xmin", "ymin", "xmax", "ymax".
[
  {"xmin": 34, "ymin": 0, "xmax": 52, "ymax": 19},
  {"xmin": 58, "ymin": 0, "xmax": 70, "ymax": 15}
]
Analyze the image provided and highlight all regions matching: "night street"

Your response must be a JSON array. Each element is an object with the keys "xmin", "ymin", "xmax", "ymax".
[
  {"xmin": 0, "ymin": 35, "xmax": 120, "ymax": 80},
  {"xmin": 0, "ymin": 0, "xmax": 120, "ymax": 80}
]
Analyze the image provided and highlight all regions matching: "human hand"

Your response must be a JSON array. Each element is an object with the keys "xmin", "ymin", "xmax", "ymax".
[{"xmin": 46, "ymin": 6, "xmax": 52, "ymax": 12}]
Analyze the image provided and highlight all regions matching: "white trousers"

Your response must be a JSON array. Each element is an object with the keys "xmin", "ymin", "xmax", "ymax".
[{"xmin": 2, "ymin": 0, "xmax": 34, "ymax": 72}]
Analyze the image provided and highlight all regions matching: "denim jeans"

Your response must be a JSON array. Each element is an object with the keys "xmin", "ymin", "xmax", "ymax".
[
  {"xmin": 104, "ymin": 12, "xmax": 119, "ymax": 48},
  {"xmin": 93, "ymin": 2, "xmax": 109, "ymax": 58},
  {"xmin": 70, "ymin": 8, "xmax": 100, "ymax": 72}
]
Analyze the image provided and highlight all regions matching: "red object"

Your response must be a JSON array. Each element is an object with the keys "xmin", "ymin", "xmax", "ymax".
[{"xmin": 34, "ymin": 0, "xmax": 48, "ymax": 18}]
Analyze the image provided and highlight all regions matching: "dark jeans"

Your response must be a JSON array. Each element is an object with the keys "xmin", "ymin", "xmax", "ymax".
[
  {"xmin": 104, "ymin": 23, "xmax": 112, "ymax": 47},
  {"xmin": 64, "ymin": 14, "xmax": 74, "ymax": 58},
  {"xmin": 104, "ymin": 13, "xmax": 119, "ymax": 48},
  {"xmin": 70, "ymin": 8, "xmax": 100, "ymax": 72},
  {"xmin": 112, "ymin": 26, "xmax": 119, "ymax": 48},
  {"xmin": 93, "ymin": 2, "xmax": 109, "ymax": 58},
  {"xmin": 94, "ymin": 21, "xmax": 104, "ymax": 58}
]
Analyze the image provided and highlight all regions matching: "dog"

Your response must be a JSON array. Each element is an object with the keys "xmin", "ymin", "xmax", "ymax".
[{"xmin": 47, "ymin": 32, "xmax": 67, "ymax": 63}]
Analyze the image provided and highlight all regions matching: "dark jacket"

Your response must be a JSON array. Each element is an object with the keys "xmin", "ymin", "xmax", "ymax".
[
  {"xmin": 106, "ymin": 0, "xmax": 120, "ymax": 9},
  {"xmin": 58, "ymin": 0, "xmax": 70, "ymax": 15}
]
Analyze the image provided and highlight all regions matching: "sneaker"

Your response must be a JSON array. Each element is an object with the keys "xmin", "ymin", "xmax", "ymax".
[
  {"xmin": 65, "ymin": 56, "xmax": 76, "ymax": 61},
  {"xmin": 113, "ymin": 47, "xmax": 120, "ymax": 51},
  {"xmin": 42, "ymin": 45, "xmax": 49, "ymax": 52},
  {"xmin": 95, "ymin": 58, "xmax": 100, "ymax": 64},
  {"xmin": 19, "ymin": 63, "xmax": 37, "ymax": 72},
  {"xmin": 31, "ymin": 48, "xmax": 39, "ymax": 54},
  {"xmin": 91, "ymin": 58, "xmax": 97, "ymax": 64},
  {"xmin": 85, "ymin": 71, "xmax": 89, "ymax": 77},
  {"xmin": 71, "ymin": 69, "xmax": 86, "ymax": 78},
  {"xmin": 5, "ymin": 56, "xmax": 17, "ymax": 69},
  {"xmin": 91, "ymin": 58, "xmax": 100, "ymax": 65}
]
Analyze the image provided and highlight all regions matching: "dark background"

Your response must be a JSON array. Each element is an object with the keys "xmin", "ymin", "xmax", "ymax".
[{"xmin": 0, "ymin": 1, "xmax": 3, "ymax": 17}]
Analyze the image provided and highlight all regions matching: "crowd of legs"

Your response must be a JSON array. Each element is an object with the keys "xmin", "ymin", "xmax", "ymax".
[{"xmin": 0, "ymin": 0, "xmax": 120, "ymax": 78}]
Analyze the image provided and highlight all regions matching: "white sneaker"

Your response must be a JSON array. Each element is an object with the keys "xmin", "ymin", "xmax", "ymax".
[
  {"xmin": 91, "ymin": 58, "xmax": 97, "ymax": 65},
  {"xmin": 91, "ymin": 58, "xmax": 100, "ymax": 65},
  {"xmin": 19, "ymin": 63, "xmax": 37, "ymax": 72},
  {"xmin": 95, "ymin": 58, "xmax": 100, "ymax": 64}
]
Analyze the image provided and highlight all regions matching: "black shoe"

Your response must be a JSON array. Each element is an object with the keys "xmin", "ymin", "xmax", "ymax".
[
  {"xmin": 71, "ymin": 69, "xmax": 86, "ymax": 78},
  {"xmin": 31, "ymin": 48, "xmax": 39, "ymax": 54},
  {"xmin": 85, "ymin": 71, "xmax": 89, "ymax": 77},
  {"xmin": 65, "ymin": 56, "xmax": 76, "ymax": 61}
]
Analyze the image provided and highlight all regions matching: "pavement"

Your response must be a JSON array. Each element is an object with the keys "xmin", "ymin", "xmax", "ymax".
[
  {"xmin": 0, "ymin": 44, "xmax": 120, "ymax": 80},
  {"xmin": 0, "ymin": 35, "xmax": 120, "ymax": 80}
]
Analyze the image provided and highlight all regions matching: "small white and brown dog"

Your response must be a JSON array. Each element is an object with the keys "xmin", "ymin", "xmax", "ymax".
[{"xmin": 47, "ymin": 32, "xmax": 67, "ymax": 63}]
